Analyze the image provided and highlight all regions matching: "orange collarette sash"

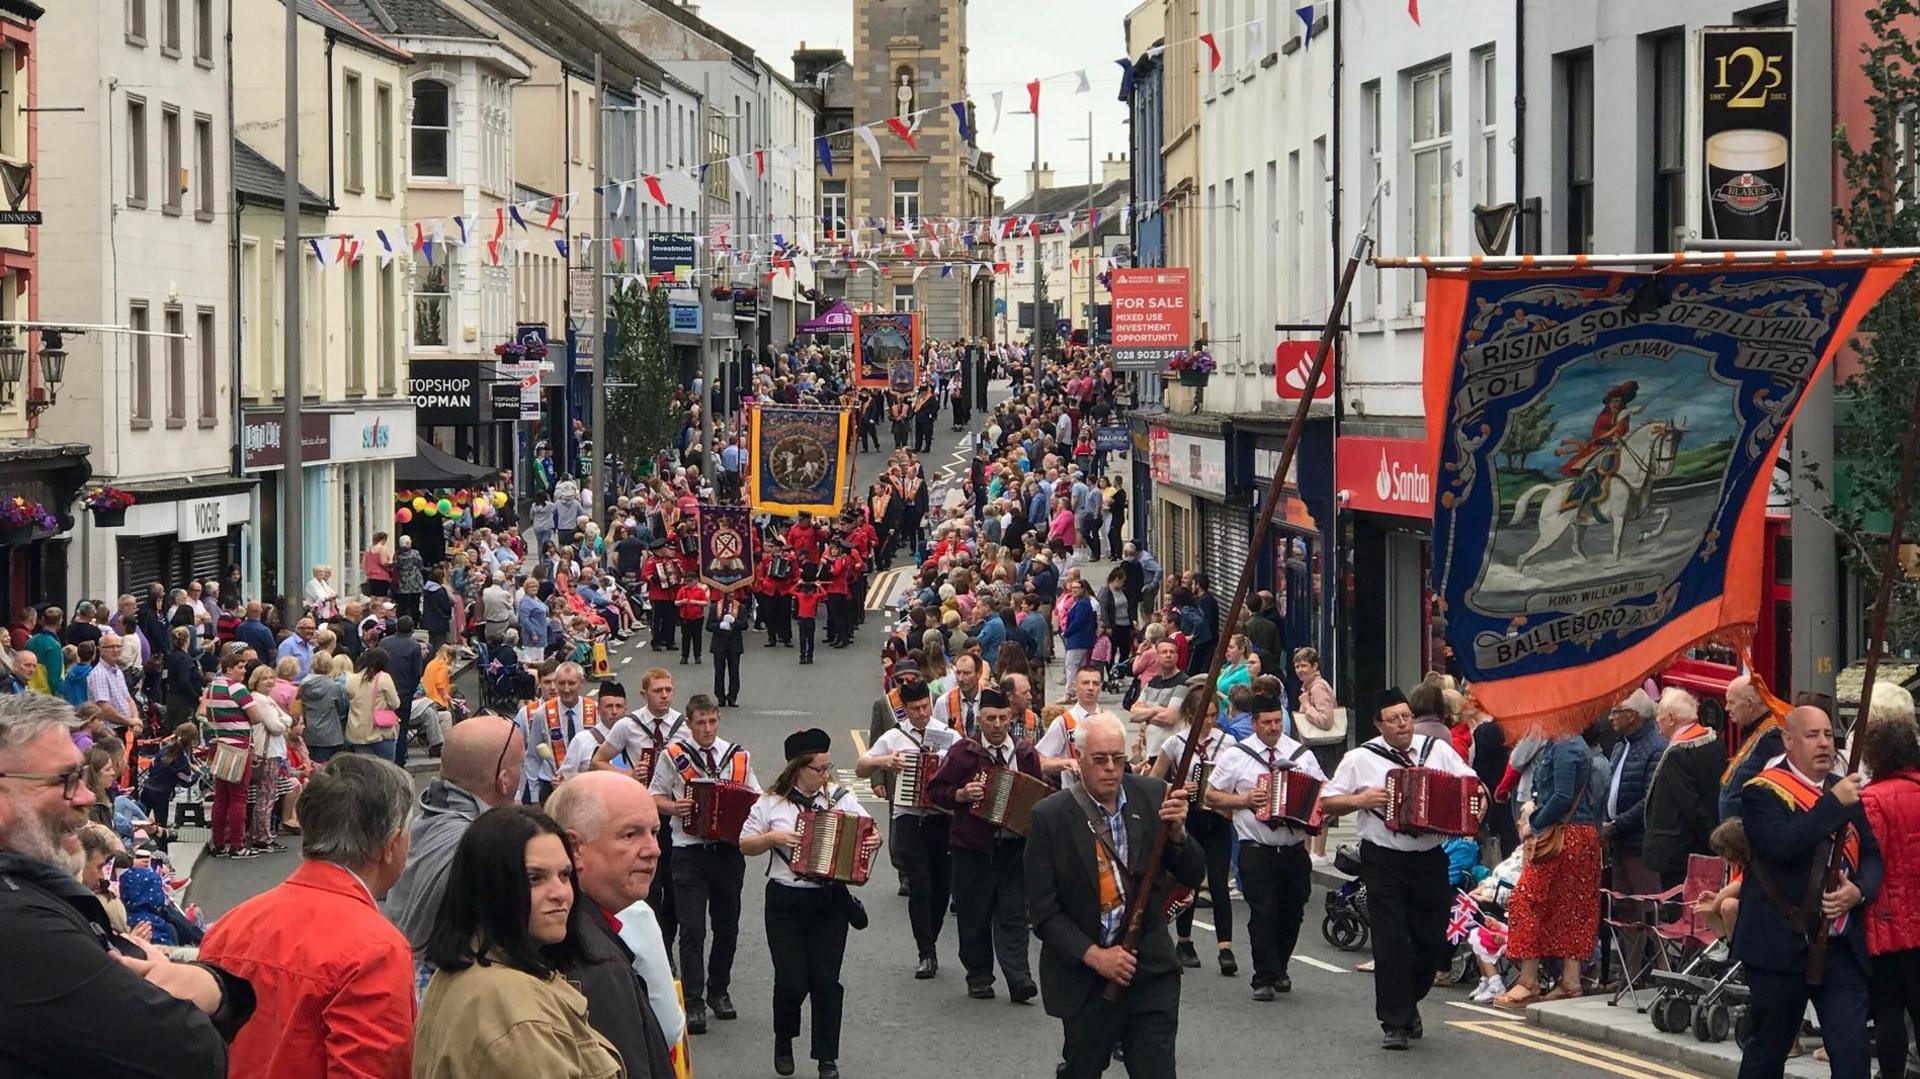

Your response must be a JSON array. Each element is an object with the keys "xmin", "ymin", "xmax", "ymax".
[
  {"xmin": 1723, "ymin": 713, "xmax": 1785, "ymax": 786},
  {"xmin": 1747, "ymin": 765, "xmax": 1860, "ymax": 872}
]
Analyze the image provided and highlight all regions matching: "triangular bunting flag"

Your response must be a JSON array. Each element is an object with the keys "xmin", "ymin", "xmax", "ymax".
[
  {"xmin": 423, "ymin": 236, "xmax": 435, "ymax": 266},
  {"xmin": 1200, "ymin": 33, "xmax": 1221, "ymax": 71},
  {"xmin": 376, "ymin": 229, "xmax": 395, "ymax": 268},
  {"xmin": 308, "ymin": 238, "xmax": 327, "ymax": 266},
  {"xmin": 334, "ymin": 234, "xmax": 350, "ymax": 264},
  {"xmin": 545, "ymin": 194, "xmax": 566, "ymax": 230},
  {"xmin": 991, "ymin": 91, "xmax": 1004, "ymax": 135},
  {"xmin": 816, "ymin": 136, "xmax": 834, "ymax": 176},
  {"xmin": 611, "ymin": 237, "xmax": 625, "ymax": 262},
  {"xmin": 644, "ymin": 175, "xmax": 667, "ymax": 206},
  {"xmin": 755, "ymin": 149, "xmax": 766, "ymax": 177},
  {"xmin": 431, "ymin": 219, "xmax": 446, "ymax": 248},
  {"xmin": 1249, "ymin": 19, "xmax": 1265, "ymax": 59},
  {"xmin": 555, "ymin": 238, "xmax": 569, "ymax": 258},
  {"xmin": 413, "ymin": 222, "xmax": 426, "ymax": 252},
  {"xmin": 454, "ymin": 215, "xmax": 468, "ymax": 245},
  {"xmin": 885, "ymin": 116, "xmax": 918, "ymax": 151},
  {"xmin": 1298, "ymin": 5, "xmax": 1315, "ymax": 45},
  {"xmin": 971, "ymin": 263, "xmax": 984, "ymax": 281},
  {"xmin": 1075, "ymin": 69, "xmax": 1091, "ymax": 94},
  {"xmin": 855, "ymin": 124, "xmax": 883, "ymax": 164},
  {"xmin": 1026, "ymin": 79, "xmax": 1041, "ymax": 116},
  {"xmin": 509, "ymin": 205, "xmax": 527, "ymax": 231},
  {"xmin": 1408, "ymin": 0, "xmax": 1420, "ymax": 24},
  {"xmin": 727, "ymin": 155, "xmax": 751, "ymax": 196},
  {"xmin": 486, "ymin": 238, "xmax": 499, "ymax": 266},
  {"xmin": 492, "ymin": 208, "xmax": 505, "ymax": 242},
  {"xmin": 1117, "ymin": 58, "xmax": 1137, "ymax": 99},
  {"xmin": 951, "ymin": 101, "xmax": 972, "ymax": 140},
  {"xmin": 941, "ymin": 264, "xmax": 953, "ymax": 277}
]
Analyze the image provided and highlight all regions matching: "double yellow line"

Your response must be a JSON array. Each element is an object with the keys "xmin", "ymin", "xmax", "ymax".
[{"xmin": 1445, "ymin": 1004, "xmax": 1704, "ymax": 1079}]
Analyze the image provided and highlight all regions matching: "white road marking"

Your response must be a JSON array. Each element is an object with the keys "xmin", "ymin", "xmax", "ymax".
[
  {"xmin": 1291, "ymin": 954, "xmax": 1349, "ymax": 974},
  {"xmin": 1446, "ymin": 1001, "xmax": 1521, "ymax": 1020}
]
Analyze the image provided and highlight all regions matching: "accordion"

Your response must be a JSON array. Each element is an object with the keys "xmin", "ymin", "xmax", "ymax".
[
  {"xmin": 655, "ymin": 559, "xmax": 683, "ymax": 588},
  {"xmin": 890, "ymin": 752, "xmax": 939, "ymax": 811},
  {"xmin": 793, "ymin": 810, "xmax": 878, "ymax": 885},
  {"xmin": 1181, "ymin": 761, "xmax": 1215, "ymax": 807},
  {"xmin": 627, "ymin": 747, "xmax": 660, "ymax": 787},
  {"xmin": 1252, "ymin": 768, "xmax": 1324, "ymax": 834},
  {"xmin": 1384, "ymin": 768, "xmax": 1488, "ymax": 838},
  {"xmin": 971, "ymin": 768, "xmax": 1051, "ymax": 836},
  {"xmin": 769, "ymin": 554, "xmax": 794, "ymax": 580},
  {"xmin": 684, "ymin": 779, "xmax": 758, "ymax": 844},
  {"xmin": 677, "ymin": 531, "xmax": 701, "ymax": 558}
]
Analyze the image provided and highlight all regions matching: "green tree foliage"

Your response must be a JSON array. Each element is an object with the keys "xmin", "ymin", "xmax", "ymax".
[
  {"xmin": 1501, "ymin": 401, "xmax": 1557, "ymax": 472},
  {"xmin": 1830, "ymin": 0, "xmax": 1920, "ymax": 645},
  {"xmin": 1034, "ymin": 261, "xmax": 1058, "ymax": 354},
  {"xmin": 605, "ymin": 281, "xmax": 679, "ymax": 479}
]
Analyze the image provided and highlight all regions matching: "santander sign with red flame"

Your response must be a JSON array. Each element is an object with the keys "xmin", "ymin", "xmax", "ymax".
[
  {"xmin": 1336, "ymin": 435, "xmax": 1432, "ymax": 519},
  {"xmin": 1274, "ymin": 341, "xmax": 1334, "ymax": 401}
]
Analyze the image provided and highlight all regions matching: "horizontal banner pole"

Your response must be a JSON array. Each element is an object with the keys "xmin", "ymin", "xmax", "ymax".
[{"xmin": 1374, "ymin": 247, "xmax": 1920, "ymax": 270}]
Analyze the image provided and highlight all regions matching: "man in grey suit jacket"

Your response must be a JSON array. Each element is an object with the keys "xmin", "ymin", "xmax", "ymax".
[{"xmin": 1025, "ymin": 712, "xmax": 1206, "ymax": 1078}]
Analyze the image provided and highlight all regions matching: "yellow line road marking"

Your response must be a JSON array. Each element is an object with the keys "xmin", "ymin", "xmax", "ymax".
[
  {"xmin": 1446, "ymin": 1020, "xmax": 1705, "ymax": 1079},
  {"xmin": 850, "ymin": 729, "xmax": 868, "ymax": 756}
]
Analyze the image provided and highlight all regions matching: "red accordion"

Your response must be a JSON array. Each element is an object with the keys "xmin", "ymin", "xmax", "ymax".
[
  {"xmin": 684, "ymin": 779, "xmax": 758, "ymax": 844},
  {"xmin": 627, "ymin": 747, "xmax": 660, "ymax": 787},
  {"xmin": 890, "ymin": 752, "xmax": 939, "ymax": 811},
  {"xmin": 793, "ymin": 810, "xmax": 878, "ymax": 885},
  {"xmin": 1252, "ymin": 768, "xmax": 1324, "ymax": 834},
  {"xmin": 1384, "ymin": 767, "xmax": 1488, "ymax": 837}
]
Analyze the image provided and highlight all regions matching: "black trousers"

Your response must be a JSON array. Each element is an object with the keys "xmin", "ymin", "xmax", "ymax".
[
  {"xmin": 892, "ymin": 421, "xmax": 910, "ymax": 449},
  {"xmin": 651, "ymin": 601, "xmax": 678, "ymax": 649},
  {"xmin": 798, "ymin": 617, "xmax": 816, "ymax": 661},
  {"xmin": 1175, "ymin": 810, "xmax": 1235, "ymax": 945},
  {"xmin": 914, "ymin": 422, "xmax": 934, "ymax": 452},
  {"xmin": 680, "ymin": 624, "xmax": 703, "ymax": 663},
  {"xmin": 952, "ymin": 840, "xmax": 1032, "ymax": 990},
  {"xmin": 1107, "ymin": 516, "xmax": 1122, "ymax": 560},
  {"xmin": 892, "ymin": 812, "xmax": 952, "ymax": 958},
  {"xmin": 826, "ymin": 594, "xmax": 852, "ymax": 646},
  {"xmin": 672, "ymin": 843, "xmax": 745, "ymax": 1002},
  {"xmin": 650, "ymin": 839, "xmax": 678, "ymax": 953},
  {"xmin": 1742, "ymin": 950, "xmax": 1870, "ymax": 1079},
  {"xmin": 852, "ymin": 575, "xmax": 868, "ymax": 624},
  {"xmin": 1240, "ymin": 841, "xmax": 1312, "ymax": 988},
  {"xmin": 1358, "ymin": 842, "xmax": 1451, "ymax": 1033},
  {"xmin": 1107, "ymin": 625, "xmax": 1135, "ymax": 675},
  {"xmin": 766, "ymin": 882, "xmax": 850, "ymax": 1063},
  {"xmin": 1871, "ymin": 947, "xmax": 1920, "ymax": 1079},
  {"xmin": 1060, "ymin": 970, "xmax": 1181, "ymax": 1078},
  {"xmin": 763, "ymin": 594, "xmax": 792, "ymax": 645},
  {"xmin": 712, "ymin": 647, "xmax": 741, "ymax": 703}
]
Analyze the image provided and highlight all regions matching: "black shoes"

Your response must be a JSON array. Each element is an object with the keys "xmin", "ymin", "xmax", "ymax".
[
  {"xmin": 1175, "ymin": 940, "xmax": 1200, "ymax": 968},
  {"xmin": 898, "ymin": 882, "xmax": 911, "ymax": 897},
  {"xmin": 1252, "ymin": 985, "xmax": 1276, "ymax": 1002},
  {"xmin": 1009, "ymin": 981, "xmax": 1038, "ymax": 1005},
  {"xmin": 915, "ymin": 956, "xmax": 938, "ymax": 979},
  {"xmin": 686, "ymin": 1001, "xmax": 708, "ymax": 1035},
  {"xmin": 1382, "ymin": 1029, "xmax": 1409, "ymax": 1051},
  {"xmin": 819, "ymin": 1063, "xmax": 841, "ymax": 1079},
  {"xmin": 775, "ymin": 1038, "xmax": 795, "ymax": 1076},
  {"xmin": 1274, "ymin": 974, "xmax": 1292, "ymax": 993},
  {"xmin": 1409, "ymin": 1017, "xmax": 1424, "ymax": 1040},
  {"xmin": 968, "ymin": 982, "xmax": 995, "ymax": 999},
  {"xmin": 1217, "ymin": 950, "xmax": 1238, "ymax": 976},
  {"xmin": 708, "ymin": 992, "xmax": 737, "ymax": 1020}
]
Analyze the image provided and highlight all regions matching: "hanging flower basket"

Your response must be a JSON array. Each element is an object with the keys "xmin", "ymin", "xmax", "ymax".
[
  {"xmin": 82, "ymin": 486, "xmax": 136, "ymax": 528},
  {"xmin": 92, "ymin": 508, "xmax": 127, "ymax": 527},
  {"xmin": 0, "ymin": 526, "xmax": 29, "ymax": 546},
  {"xmin": 1177, "ymin": 370, "xmax": 1211, "ymax": 387}
]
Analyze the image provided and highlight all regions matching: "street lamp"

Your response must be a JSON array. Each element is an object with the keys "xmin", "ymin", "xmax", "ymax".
[
  {"xmin": 0, "ymin": 329, "xmax": 23, "ymax": 406},
  {"xmin": 31, "ymin": 331, "xmax": 66, "ymax": 415}
]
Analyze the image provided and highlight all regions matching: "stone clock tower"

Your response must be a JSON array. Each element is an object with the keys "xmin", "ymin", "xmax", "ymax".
[{"xmin": 839, "ymin": 0, "xmax": 998, "ymax": 340}]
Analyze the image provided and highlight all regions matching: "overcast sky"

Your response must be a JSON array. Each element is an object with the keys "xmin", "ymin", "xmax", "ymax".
[{"xmin": 693, "ymin": 0, "xmax": 1134, "ymax": 203}]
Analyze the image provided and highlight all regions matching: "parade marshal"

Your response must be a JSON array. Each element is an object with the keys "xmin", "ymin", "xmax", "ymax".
[{"xmin": 1024, "ymin": 712, "xmax": 1205, "ymax": 1078}]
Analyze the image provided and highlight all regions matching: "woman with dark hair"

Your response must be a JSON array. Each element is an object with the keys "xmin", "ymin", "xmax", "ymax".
[
  {"xmin": 344, "ymin": 646, "xmax": 400, "ymax": 761},
  {"xmin": 415, "ymin": 806, "xmax": 623, "ymax": 1078},
  {"xmin": 739, "ymin": 728, "xmax": 878, "ymax": 1079},
  {"xmin": 1862, "ymin": 716, "xmax": 1920, "ymax": 1079}
]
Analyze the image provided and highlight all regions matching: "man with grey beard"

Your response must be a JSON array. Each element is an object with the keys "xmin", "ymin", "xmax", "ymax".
[{"xmin": 0, "ymin": 694, "xmax": 254, "ymax": 1076}]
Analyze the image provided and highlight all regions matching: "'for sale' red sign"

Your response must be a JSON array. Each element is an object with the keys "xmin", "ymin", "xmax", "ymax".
[{"xmin": 1110, "ymin": 268, "xmax": 1190, "ymax": 371}]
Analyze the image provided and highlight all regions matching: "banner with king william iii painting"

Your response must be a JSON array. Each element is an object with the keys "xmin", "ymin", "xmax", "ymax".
[{"xmin": 1421, "ymin": 260, "xmax": 1909, "ymax": 734}]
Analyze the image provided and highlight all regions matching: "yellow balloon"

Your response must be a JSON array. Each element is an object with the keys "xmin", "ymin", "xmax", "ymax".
[
  {"xmin": 492, "ymin": 490, "xmax": 508, "ymax": 507},
  {"xmin": 411, "ymin": 496, "xmax": 429, "ymax": 512}
]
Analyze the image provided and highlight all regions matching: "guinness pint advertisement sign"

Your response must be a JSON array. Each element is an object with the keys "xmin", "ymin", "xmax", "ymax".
[{"xmin": 1697, "ymin": 25, "xmax": 1794, "ymax": 243}]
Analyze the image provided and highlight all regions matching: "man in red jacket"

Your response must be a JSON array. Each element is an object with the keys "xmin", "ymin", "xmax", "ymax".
[
  {"xmin": 786, "ymin": 512, "xmax": 823, "ymax": 562},
  {"xmin": 198, "ymin": 754, "xmax": 417, "ymax": 1079},
  {"xmin": 824, "ymin": 540, "xmax": 855, "ymax": 649}
]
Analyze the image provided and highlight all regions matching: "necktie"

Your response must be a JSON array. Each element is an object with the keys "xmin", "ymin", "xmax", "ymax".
[
  {"xmin": 565, "ymin": 707, "xmax": 577, "ymax": 737},
  {"xmin": 965, "ymin": 700, "xmax": 976, "ymax": 730},
  {"xmin": 703, "ymin": 747, "xmax": 718, "ymax": 774},
  {"xmin": 1267, "ymin": 746, "xmax": 1277, "ymax": 767},
  {"xmin": 994, "ymin": 747, "xmax": 1007, "ymax": 767}
]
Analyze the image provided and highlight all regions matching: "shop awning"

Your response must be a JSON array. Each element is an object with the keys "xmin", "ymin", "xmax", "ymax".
[
  {"xmin": 394, "ymin": 438, "xmax": 497, "ymax": 488},
  {"xmin": 797, "ymin": 300, "xmax": 853, "ymax": 333}
]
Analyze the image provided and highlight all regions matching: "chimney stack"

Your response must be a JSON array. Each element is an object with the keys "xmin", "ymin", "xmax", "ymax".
[
  {"xmin": 1027, "ymin": 162, "xmax": 1054, "ymax": 192},
  {"xmin": 1101, "ymin": 152, "xmax": 1130, "ymax": 186}
]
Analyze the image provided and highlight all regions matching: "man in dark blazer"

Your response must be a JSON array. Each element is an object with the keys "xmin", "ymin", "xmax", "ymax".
[
  {"xmin": 1733, "ymin": 704, "xmax": 1881, "ymax": 1079},
  {"xmin": 1025, "ymin": 711, "xmax": 1206, "ymax": 1078}
]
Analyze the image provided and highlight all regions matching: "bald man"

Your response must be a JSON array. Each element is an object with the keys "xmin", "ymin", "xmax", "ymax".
[
  {"xmin": 552, "ymin": 773, "xmax": 680, "ymax": 1077},
  {"xmin": 1733, "ymin": 705, "xmax": 1882, "ymax": 1079},
  {"xmin": 1718, "ymin": 674, "xmax": 1784, "ymax": 821},
  {"xmin": 381, "ymin": 714, "xmax": 523, "ymax": 950}
]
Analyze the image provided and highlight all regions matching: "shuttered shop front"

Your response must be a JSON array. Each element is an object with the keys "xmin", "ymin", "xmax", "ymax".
[{"xmin": 1199, "ymin": 499, "xmax": 1250, "ymax": 631}]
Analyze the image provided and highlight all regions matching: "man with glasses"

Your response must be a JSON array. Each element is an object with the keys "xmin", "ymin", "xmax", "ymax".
[
  {"xmin": 87, "ymin": 633, "xmax": 139, "ymax": 735},
  {"xmin": 276, "ymin": 618, "xmax": 318, "ymax": 680},
  {"xmin": 858, "ymin": 678, "xmax": 959, "ymax": 979},
  {"xmin": 0, "ymin": 694, "xmax": 255, "ymax": 1074},
  {"xmin": 1025, "ymin": 711, "xmax": 1203, "ymax": 1078},
  {"xmin": 513, "ymin": 661, "xmax": 596, "ymax": 804}
]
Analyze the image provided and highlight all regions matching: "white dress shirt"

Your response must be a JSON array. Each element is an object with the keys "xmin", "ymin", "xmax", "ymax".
[
  {"xmin": 1036, "ymin": 714, "xmax": 1086, "ymax": 789},
  {"xmin": 649, "ymin": 734, "xmax": 762, "ymax": 847},
  {"xmin": 516, "ymin": 697, "xmax": 590, "ymax": 793},
  {"xmin": 602, "ymin": 708, "xmax": 686, "ymax": 772},
  {"xmin": 869, "ymin": 719, "xmax": 958, "ymax": 818},
  {"xmin": 1321, "ymin": 734, "xmax": 1477, "ymax": 852},
  {"xmin": 741, "ymin": 785, "xmax": 871, "ymax": 888},
  {"xmin": 1208, "ymin": 733, "xmax": 1327, "ymax": 846}
]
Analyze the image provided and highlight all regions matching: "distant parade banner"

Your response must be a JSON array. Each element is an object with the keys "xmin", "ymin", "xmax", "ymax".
[
  {"xmin": 853, "ymin": 312, "xmax": 922, "ymax": 390},
  {"xmin": 1421, "ymin": 260, "xmax": 1909, "ymax": 733},
  {"xmin": 695, "ymin": 503, "xmax": 756, "ymax": 593},
  {"xmin": 747, "ymin": 405, "xmax": 853, "ymax": 517}
]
